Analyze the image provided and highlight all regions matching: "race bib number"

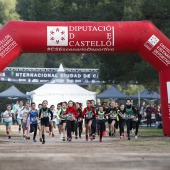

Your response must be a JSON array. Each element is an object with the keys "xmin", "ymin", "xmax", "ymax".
[
  {"xmin": 67, "ymin": 113, "xmax": 73, "ymax": 120},
  {"xmin": 32, "ymin": 117, "xmax": 37, "ymax": 122}
]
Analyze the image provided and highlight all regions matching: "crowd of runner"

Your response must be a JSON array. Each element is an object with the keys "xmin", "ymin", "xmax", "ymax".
[{"xmin": 2, "ymin": 99, "xmax": 142, "ymax": 144}]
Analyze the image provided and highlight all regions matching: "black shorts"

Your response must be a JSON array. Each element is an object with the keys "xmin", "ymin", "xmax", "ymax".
[
  {"xmin": 41, "ymin": 117, "xmax": 50, "ymax": 127},
  {"xmin": 108, "ymin": 119, "xmax": 116, "ymax": 124},
  {"xmin": 85, "ymin": 119, "xmax": 92, "ymax": 124},
  {"xmin": 60, "ymin": 120, "xmax": 66, "ymax": 125}
]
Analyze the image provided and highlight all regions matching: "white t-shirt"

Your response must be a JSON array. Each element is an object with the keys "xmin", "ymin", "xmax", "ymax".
[
  {"xmin": 3, "ymin": 110, "xmax": 14, "ymax": 122},
  {"xmin": 20, "ymin": 108, "xmax": 30, "ymax": 122},
  {"xmin": 16, "ymin": 106, "xmax": 24, "ymax": 119}
]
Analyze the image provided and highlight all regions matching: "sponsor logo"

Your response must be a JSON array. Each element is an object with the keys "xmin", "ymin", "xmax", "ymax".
[
  {"xmin": 75, "ymin": 80, "xmax": 82, "ymax": 83},
  {"xmin": 0, "ymin": 78, "xmax": 6, "ymax": 81},
  {"xmin": 11, "ymin": 79, "xmax": 18, "ymax": 82},
  {"xmin": 32, "ymin": 79, "xmax": 39, "ymax": 83},
  {"xmin": 40, "ymin": 80, "xmax": 48, "ymax": 82},
  {"xmin": 7, "ymin": 78, "xmax": 11, "ymax": 82},
  {"xmin": 47, "ymin": 26, "xmax": 68, "ymax": 46},
  {"xmin": 19, "ymin": 79, "xmax": 26, "ymax": 82},
  {"xmin": 144, "ymin": 35, "xmax": 159, "ymax": 50}
]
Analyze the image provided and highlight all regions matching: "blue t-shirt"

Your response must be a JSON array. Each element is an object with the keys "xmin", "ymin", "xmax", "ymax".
[{"xmin": 30, "ymin": 109, "xmax": 38, "ymax": 124}]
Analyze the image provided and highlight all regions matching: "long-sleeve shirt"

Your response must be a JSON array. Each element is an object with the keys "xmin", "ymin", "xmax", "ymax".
[
  {"xmin": 82, "ymin": 107, "xmax": 97, "ymax": 120},
  {"xmin": 63, "ymin": 106, "xmax": 78, "ymax": 119}
]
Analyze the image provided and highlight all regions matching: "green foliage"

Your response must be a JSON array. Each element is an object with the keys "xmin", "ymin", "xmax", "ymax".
[
  {"xmin": 16, "ymin": 0, "xmax": 35, "ymax": 20},
  {"xmin": 0, "ymin": 0, "xmax": 20, "ymax": 27}
]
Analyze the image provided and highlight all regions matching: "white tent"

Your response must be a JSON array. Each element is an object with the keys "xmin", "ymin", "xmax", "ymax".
[
  {"xmin": 27, "ymin": 84, "xmax": 96, "ymax": 109},
  {"xmin": 27, "ymin": 64, "xmax": 96, "ymax": 108}
]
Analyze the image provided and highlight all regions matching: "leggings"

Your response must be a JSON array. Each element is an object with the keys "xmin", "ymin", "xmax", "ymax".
[
  {"xmin": 30, "ymin": 124, "xmax": 37, "ymax": 139},
  {"xmin": 126, "ymin": 119, "xmax": 133, "ymax": 138},
  {"xmin": 97, "ymin": 121, "xmax": 105, "ymax": 139},
  {"xmin": 91, "ymin": 119, "xmax": 96, "ymax": 134},
  {"xmin": 135, "ymin": 121, "xmax": 140, "ymax": 136},
  {"xmin": 78, "ymin": 121, "xmax": 83, "ymax": 137},
  {"xmin": 74, "ymin": 121, "xmax": 83, "ymax": 137},
  {"xmin": 119, "ymin": 120, "xmax": 125, "ymax": 136},
  {"xmin": 66, "ymin": 120, "xmax": 75, "ymax": 139}
]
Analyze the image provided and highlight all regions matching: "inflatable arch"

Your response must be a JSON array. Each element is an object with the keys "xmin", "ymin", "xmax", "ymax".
[{"xmin": 0, "ymin": 21, "xmax": 170, "ymax": 136}]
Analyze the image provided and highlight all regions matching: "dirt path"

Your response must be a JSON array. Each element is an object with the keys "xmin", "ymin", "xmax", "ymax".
[{"xmin": 0, "ymin": 125, "xmax": 170, "ymax": 170}]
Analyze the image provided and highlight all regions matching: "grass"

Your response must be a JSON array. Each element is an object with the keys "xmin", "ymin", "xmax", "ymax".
[{"xmin": 138, "ymin": 127, "xmax": 163, "ymax": 136}]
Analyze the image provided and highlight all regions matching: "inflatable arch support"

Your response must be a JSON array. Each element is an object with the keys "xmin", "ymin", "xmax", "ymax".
[{"xmin": 0, "ymin": 21, "xmax": 170, "ymax": 135}]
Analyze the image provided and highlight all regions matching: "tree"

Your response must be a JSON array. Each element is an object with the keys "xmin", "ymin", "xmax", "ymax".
[
  {"xmin": 0, "ymin": 0, "xmax": 20, "ymax": 27},
  {"xmin": 16, "ymin": 0, "xmax": 35, "ymax": 20}
]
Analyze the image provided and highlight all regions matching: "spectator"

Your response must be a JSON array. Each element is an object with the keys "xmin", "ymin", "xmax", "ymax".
[{"xmin": 146, "ymin": 104, "xmax": 152, "ymax": 127}]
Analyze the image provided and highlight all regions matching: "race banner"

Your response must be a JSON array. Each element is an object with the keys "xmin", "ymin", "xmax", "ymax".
[{"xmin": 0, "ymin": 67, "xmax": 105, "ymax": 85}]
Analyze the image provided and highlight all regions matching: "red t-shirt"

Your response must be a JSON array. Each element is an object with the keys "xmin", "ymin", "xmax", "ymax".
[
  {"xmin": 82, "ymin": 107, "xmax": 97, "ymax": 119},
  {"xmin": 63, "ymin": 106, "xmax": 78, "ymax": 118}
]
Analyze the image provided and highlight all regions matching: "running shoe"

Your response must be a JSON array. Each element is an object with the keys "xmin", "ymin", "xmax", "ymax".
[
  {"xmin": 128, "ymin": 137, "xmax": 130, "ymax": 140},
  {"xmin": 27, "ymin": 136, "xmax": 30, "ymax": 140},
  {"xmin": 135, "ymin": 135, "xmax": 138, "ymax": 139},
  {"xmin": 63, "ymin": 137, "xmax": 65, "ymax": 141},
  {"xmin": 68, "ymin": 138, "xmax": 72, "ymax": 142},
  {"xmin": 42, "ymin": 141, "xmax": 45, "ymax": 144},
  {"xmin": 75, "ymin": 136, "xmax": 78, "ymax": 139},
  {"xmin": 122, "ymin": 133, "xmax": 126, "ymax": 139},
  {"xmin": 99, "ymin": 138, "xmax": 102, "ymax": 142},
  {"xmin": 120, "ymin": 136, "xmax": 123, "ymax": 139},
  {"xmin": 8, "ymin": 135, "xmax": 11, "ymax": 139},
  {"xmin": 23, "ymin": 135, "xmax": 26, "ymax": 140},
  {"xmin": 103, "ymin": 131, "xmax": 107, "ymax": 136},
  {"xmin": 18, "ymin": 129, "xmax": 21, "ymax": 133},
  {"xmin": 39, "ymin": 138, "xmax": 42, "ymax": 142},
  {"xmin": 92, "ymin": 134, "xmax": 95, "ymax": 140},
  {"xmin": 33, "ymin": 139, "xmax": 37, "ymax": 142},
  {"xmin": 86, "ymin": 135, "xmax": 88, "ymax": 141},
  {"xmin": 89, "ymin": 135, "xmax": 93, "ymax": 140}
]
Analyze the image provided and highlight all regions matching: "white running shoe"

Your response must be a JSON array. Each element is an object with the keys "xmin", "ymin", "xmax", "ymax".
[{"xmin": 135, "ymin": 135, "xmax": 138, "ymax": 139}]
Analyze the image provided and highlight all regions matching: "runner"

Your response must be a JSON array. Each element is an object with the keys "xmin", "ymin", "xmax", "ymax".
[
  {"xmin": 62, "ymin": 100, "xmax": 78, "ymax": 142},
  {"xmin": 82, "ymin": 100, "xmax": 97, "ymax": 141},
  {"xmin": 118, "ymin": 104, "xmax": 126, "ymax": 139},
  {"xmin": 96, "ymin": 105, "xmax": 106, "ymax": 142},
  {"xmin": 37, "ymin": 104, "xmax": 42, "ymax": 142},
  {"xmin": 124, "ymin": 99, "xmax": 137, "ymax": 140},
  {"xmin": 58, "ymin": 102, "xmax": 67, "ymax": 141},
  {"xmin": 102, "ymin": 102, "xmax": 108, "ymax": 136},
  {"xmin": 3, "ymin": 104, "xmax": 14, "ymax": 139},
  {"xmin": 91, "ymin": 100, "xmax": 97, "ymax": 139},
  {"xmin": 20, "ymin": 102, "xmax": 31, "ymax": 140},
  {"xmin": 105, "ymin": 100, "xmax": 118, "ymax": 138},
  {"xmin": 15, "ymin": 100, "xmax": 24, "ymax": 133},
  {"xmin": 38, "ymin": 100, "xmax": 53, "ymax": 144},
  {"xmin": 26, "ymin": 102, "xmax": 38, "ymax": 142},
  {"xmin": 134, "ymin": 105, "xmax": 142, "ymax": 139},
  {"xmin": 49, "ymin": 105, "xmax": 57, "ymax": 137},
  {"xmin": 12, "ymin": 101, "xmax": 18, "ymax": 125},
  {"xmin": 75, "ymin": 102, "xmax": 83, "ymax": 139}
]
